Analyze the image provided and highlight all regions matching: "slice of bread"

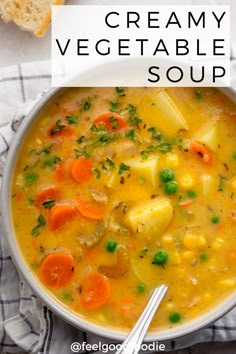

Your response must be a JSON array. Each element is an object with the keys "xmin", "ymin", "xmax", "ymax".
[{"xmin": 0, "ymin": 0, "xmax": 65, "ymax": 37}]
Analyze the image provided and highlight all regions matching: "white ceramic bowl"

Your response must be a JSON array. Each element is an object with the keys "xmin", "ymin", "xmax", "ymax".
[{"xmin": 1, "ymin": 86, "xmax": 236, "ymax": 342}]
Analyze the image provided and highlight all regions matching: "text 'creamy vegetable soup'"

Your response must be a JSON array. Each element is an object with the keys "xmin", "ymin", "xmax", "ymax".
[{"xmin": 11, "ymin": 87, "xmax": 236, "ymax": 331}]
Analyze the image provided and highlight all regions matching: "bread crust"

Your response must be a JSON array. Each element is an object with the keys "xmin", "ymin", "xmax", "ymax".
[{"xmin": 0, "ymin": 0, "xmax": 65, "ymax": 37}]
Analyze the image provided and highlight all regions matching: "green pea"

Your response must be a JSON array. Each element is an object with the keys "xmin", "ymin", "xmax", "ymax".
[
  {"xmin": 106, "ymin": 240, "xmax": 117, "ymax": 253},
  {"xmin": 211, "ymin": 216, "xmax": 220, "ymax": 224},
  {"xmin": 152, "ymin": 250, "xmax": 168, "ymax": 265},
  {"xmin": 200, "ymin": 253, "xmax": 208, "ymax": 262},
  {"xmin": 169, "ymin": 312, "xmax": 181, "ymax": 323},
  {"xmin": 164, "ymin": 181, "xmax": 178, "ymax": 195},
  {"xmin": 159, "ymin": 168, "xmax": 175, "ymax": 182},
  {"xmin": 137, "ymin": 283, "xmax": 146, "ymax": 293}
]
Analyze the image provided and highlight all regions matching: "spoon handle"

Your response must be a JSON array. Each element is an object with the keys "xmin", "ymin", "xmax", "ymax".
[{"xmin": 115, "ymin": 284, "xmax": 168, "ymax": 354}]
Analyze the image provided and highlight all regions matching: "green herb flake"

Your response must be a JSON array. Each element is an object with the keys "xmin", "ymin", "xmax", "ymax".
[
  {"xmin": 147, "ymin": 127, "xmax": 163, "ymax": 141},
  {"xmin": 92, "ymin": 167, "xmax": 101, "ymax": 179},
  {"xmin": 38, "ymin": 214, "xmax": 46, "ymax": 227},
  {"xmin": 31, "ymin": 263, "xmax": 40, "ymax": 269},
  {"xmin": 126, "ymin": 104, "xmax": 136, "ymax": 117},
  {"xmin": 106, "ymin": 158, "xmax": 116, "ymax": 169},
  {"xmin": 194, "ymin": 90, "xmax": 203, "ymax": 101},
  {"xmin": 50, "ymin": 120, "xmax": 66, "ymax": 135},
  {"xmin": 118, "ymin": 162, "xmax": 131, "ymax": 175},
  {"xmin": 25, "ymin": 172, "xmax": 38, "ymax": 185},
  {"xmin": 43, "ymin": 156, "xmax": 61, "ymax": 167},
  {"xmin": 109, "ymin": 116, "xmax": 119, "ymax": 129},
  {"xmin": 127, "ymin": 116, "xmax": 143, "ymax": 128},
  {"xmin": 62, "ymin": 291, "xmax": 73, "ymax": 301},
  {"xmin": 125, "ymin": 129, "xmax": 136, "ymax": 141},
  {"xmin": 27, "ymin": 198, "xmax": 35, "ymax": 206},
  {"xmin": 137, "ymin": 283, "xmax": 146, "ymax": 293},
  {"xmin": 116, "ymin": 87, "xmax": 126, "ymax": 97},
  {"xmin": 66, "ymin": 115, "xmax": 78, "ymax": 124},
  {"xmin": 211, "ymin": 216, "xmax": 220, "ymax": 224},
  {"xmin": 138, "ymin": 248, "xmax": 148, "ymax": 258},
  {"xmin": 23, "ymin": 165, "xmax": 29, "ymax": 171},
  {"xmin": 200, "ymin": 253, "xmax": 208, "ymax": 262},
  {"xmin": 83, "ymin": 100, "xmax": 91, "ymax": 111},
  {"xmin": 76, "ymin": 136, "xmax": 85, "ymax": 144},
  {"xmin": 109, "ymin": 100, "xmax": 120, "ymax": 113},
  {"xmin": 42, "ymin": 199, "xmax": 55, "ymax": 209},
  {"xmin": 187, "ymin": 190, "xmax": 196, "ymax": 199}
]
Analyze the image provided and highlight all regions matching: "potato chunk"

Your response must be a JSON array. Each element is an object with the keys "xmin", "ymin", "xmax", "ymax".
[
  {"xmin": 126, "ymin": 155, "xmax": 159, "ymax": 188},
  {"xmin": 127, "ymin": 197, "xmax": 173, "ymax": 240},
  {"xmin": 141, "ymin": 91, "xmax": 188, "ymax": 137},
  {"xmin": 195, "ymin": 123, "xmax": 220, "ymax": 152}
]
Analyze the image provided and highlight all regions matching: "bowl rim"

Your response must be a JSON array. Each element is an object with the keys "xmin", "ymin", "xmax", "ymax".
[{"xmin": 1, "ymin": 86, "xmax": 236, "ymax": 342}]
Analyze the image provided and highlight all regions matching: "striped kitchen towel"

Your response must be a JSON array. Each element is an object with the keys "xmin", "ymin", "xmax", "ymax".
[{"xmin": 1, "ymin": 60, "xmax": 236, "ymax": 354}]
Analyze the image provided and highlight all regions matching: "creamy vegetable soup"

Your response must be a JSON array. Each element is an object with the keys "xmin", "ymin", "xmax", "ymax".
[{"xmin": 11, "ymin": 87, "xmax": 236, "ymax": 331}]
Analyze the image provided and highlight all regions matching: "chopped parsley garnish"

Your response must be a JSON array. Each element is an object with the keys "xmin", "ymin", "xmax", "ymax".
[
  {"xmin": 31, "ymin": 214, "xmax": 46, "ymax": 237},
  {"xmin": 147, "ymin": 127, "xmax": 163, "ymax": 141},
  {"xmin": 106, "ymin": 158, "xmax": 116, "ymax": 169},
  {"xmin": 25, "ymin": 172, "xmax": 38, "ymax": 185},
  {"xmin": 43, "ymin": 156, "xmax": 61, "ymax": 167},
  {"xmin": 50, "ymin": 120, "xmax": 66, "ymax": 135},
  {"xmin": 126, "ymin": 104, "xmax": 136, "ymax": 117},
  {"xmin": 27, "ymin": 198, "xmax": 35, "ymax": 206},
  {"xmin": 116, "ymin": 87, "xmax": 126, "ymax": 97},
  {"xmin": 138, "ymin": 248, "xmax": 148, "ymax": 258},
  {"xmin": 127, "ymin": 116, "xmax": 142, "ymax": 128},
  {"xmin": 109, "ymin": 116, "xmax": 119, "ymax": 129},
  {"xmin": 74, "ymin": 146, "xmax": 91, "ymax": 159},
  {"xmin": 42, "ymin": 199, "xmax": 55, "ymax": 209},
  {"xmin": 187, "ymin": 190, "xmax": 196, "ymax": 199},
  {"xmin": 92, "ymin": 167, "xmax": 101, "ymax": 179},
  {"xmin": 83, "ymin": 100, "xmax": 91, "ymax": 111},
  {"xmin": 109, "ymin": 100, "xmax": 120, "ymax": 113},
  {"xmin": 118, "ymin": 162, "xmax": 131, "ymax": 175},
  {"xmin": 125, "ymin": 129, "xmax": 136, "ymax": 141},
  {"xmin": 66, "ymin": 115, "xmax": 78, "ymax": 124},
  {"xmin": 76, "ymin": 136, "xmax": 85, "ymax": 144},
  {"xmin": 194, "ymin": 90, "xmax": 203, "ymax": 101},
  {"xmin": 217, "ymin": 175, "xmax": 225, "ymax": 192},
  {"xmin": 140, "ymin": 140, "xmax": 173, "ymax": 160},
  {"xmin": 29, "ymin": 144, "xmax": 54, "ymax": 156},
  {"xmin": 23, "ymin": 165, "xmax": 29, "ymax": 171}
]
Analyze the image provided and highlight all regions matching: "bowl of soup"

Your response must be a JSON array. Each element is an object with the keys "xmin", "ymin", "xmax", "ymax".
[{"xmin": 2, "ymin": 86, "xmax": 236, "ymax": 341}]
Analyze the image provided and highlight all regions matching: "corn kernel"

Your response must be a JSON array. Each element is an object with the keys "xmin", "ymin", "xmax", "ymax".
[
  {"xmin": 165, "ymin": 153, "xmax": 179, "ymax": 168},
  {"xmin": 171, "ymin": 251, "xmax": 182, "ymax": 265},
  {"xmin": 179, "ymin": 174, "xmax": 194, "ymax": 189},
  {"xmin": 212, "ymin": 237, "xmax": 224, "ymax": 251},
  {"xmin": 183, "ymin": 234, "xmax": 207, "ymax": 250},
  {"xmin": 165, "ymin": 302, "xmax": 175, "ymax": 310},
  {"xmin": 181, "ymin": 250, "xmax": 196, "ymax": 260},
  {"xmin": 162, "ymin": 234, "xmax": 174, "ymax": 245},
  {"xmin": 231, "ymin": 178, "xmax": 236, "ymax": 190},
  {"xmin": 219, "ymin": 279, "xmax": 235, "ymax": 287}
]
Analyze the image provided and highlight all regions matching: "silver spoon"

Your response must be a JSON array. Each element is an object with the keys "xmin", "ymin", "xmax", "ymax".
[{"xmin": 115, "ymin": 285, "xmax": 168, "ymax": 354}]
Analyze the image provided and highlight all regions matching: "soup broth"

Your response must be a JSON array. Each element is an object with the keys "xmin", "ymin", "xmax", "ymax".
[{"xmin": 11, "ymin": 87, "xmax": 236, "ymax": 331}]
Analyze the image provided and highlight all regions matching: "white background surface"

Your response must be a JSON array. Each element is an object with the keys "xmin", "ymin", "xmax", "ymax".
[{"xmin": 0, "ymin": 0, "xmax": 236, "ymax": 67}]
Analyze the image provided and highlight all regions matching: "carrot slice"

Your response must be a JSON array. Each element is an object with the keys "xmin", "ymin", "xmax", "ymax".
[
  {"xmin": 70, "ymin": 157, "xmax": 93, "ymax": 184},
  {"xmin": 93, "ymin": 113, "xmax": 128, "ymax": 131},
  {"xmin": 48, "ymin": 205, "xmax": 77, "ymax": 231},
  {"xmin": 76, "ymin": 198, "xmax": 105, "ymax": 220},
  {"xmin": 54, "ymin": 161, "xmax": 66, "ymax": 183},
  {"xmin": 179, "ymin": 199, "xmax": 193, "ymax": 209},
  {"xmin": 49, "ymin": 124, "xmax": 74, "ymax": 137},
  {"xmin": 40, "ymin": 252, "xmax": 75, "ymax": 288},
  {"xmin": 189, "ymin": 142, "xmax": 211, "ymax": 164},
  {"xmin": 80, "ymin": 272, "xmax": 110, "ymax": 310},
  {"xmin": 34, "ymin": 187, "xmax": 59, "ymax": 208}
]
